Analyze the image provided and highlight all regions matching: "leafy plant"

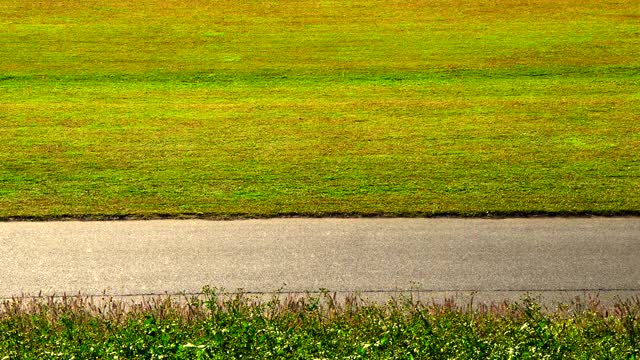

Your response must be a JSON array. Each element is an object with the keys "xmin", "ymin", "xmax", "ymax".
[{"xmin": 0, "ymin": 291, "xmax": 638, "ymax": 358}]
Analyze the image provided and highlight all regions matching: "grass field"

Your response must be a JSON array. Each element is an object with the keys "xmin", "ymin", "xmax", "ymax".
[{"xmin": 1, "ymin": 0, "xmax": 639, "ymax": 219}]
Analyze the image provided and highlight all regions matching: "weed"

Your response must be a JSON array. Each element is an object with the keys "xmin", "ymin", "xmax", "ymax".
[{"xmin": 0, "ymin": 291, "xmax": 638, "ymax": 358}]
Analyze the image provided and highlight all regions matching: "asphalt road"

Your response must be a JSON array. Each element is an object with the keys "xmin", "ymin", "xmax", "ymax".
[{"xmin": 1, "ymin": 218, "xmax": 639, "ymax": 304}]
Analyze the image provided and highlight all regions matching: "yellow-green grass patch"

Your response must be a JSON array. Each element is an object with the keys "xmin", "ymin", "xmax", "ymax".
[{"xmin": 0, "ymin": 0, "xmax": 638, "ymax": 218}]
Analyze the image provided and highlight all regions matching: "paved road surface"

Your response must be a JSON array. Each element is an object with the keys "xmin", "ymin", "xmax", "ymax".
[{"xmin": 1, "ymin": 218, "xmax": 638, "ymax": 304}]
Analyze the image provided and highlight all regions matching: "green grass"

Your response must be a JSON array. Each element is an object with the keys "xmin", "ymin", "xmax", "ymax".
[
  {"xmin": 1, "ymin": 290, "xmax": 638, "ymax": 358},
  {"xmin": 1, "ymin": 0, "xmax": 639, "ymax": 218}
]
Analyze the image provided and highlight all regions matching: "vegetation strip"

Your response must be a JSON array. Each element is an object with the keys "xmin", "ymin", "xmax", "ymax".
[
  {"xmin": 1, "ymin": 0, "xmax": 639, "ymax": 218},
  {"xmin": 1, "ymin": 289, "xmax": 638, "ymax": 358}
]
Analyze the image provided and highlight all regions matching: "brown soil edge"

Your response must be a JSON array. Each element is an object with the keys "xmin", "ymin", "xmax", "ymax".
[{"xmin": 1, "ymin": 210, "xmax": 639, "ymax": 221}]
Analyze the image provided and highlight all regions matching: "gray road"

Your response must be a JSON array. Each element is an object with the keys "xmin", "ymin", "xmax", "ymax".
[{"xmin": 1, "ymin": 218, "xmax": 639, "ymax": 304}]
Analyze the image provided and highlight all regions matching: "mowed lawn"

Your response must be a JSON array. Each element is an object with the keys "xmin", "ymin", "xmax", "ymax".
[{"xmin": 0, "ymin": 0, "xmax": 638, "ymax": 218}]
